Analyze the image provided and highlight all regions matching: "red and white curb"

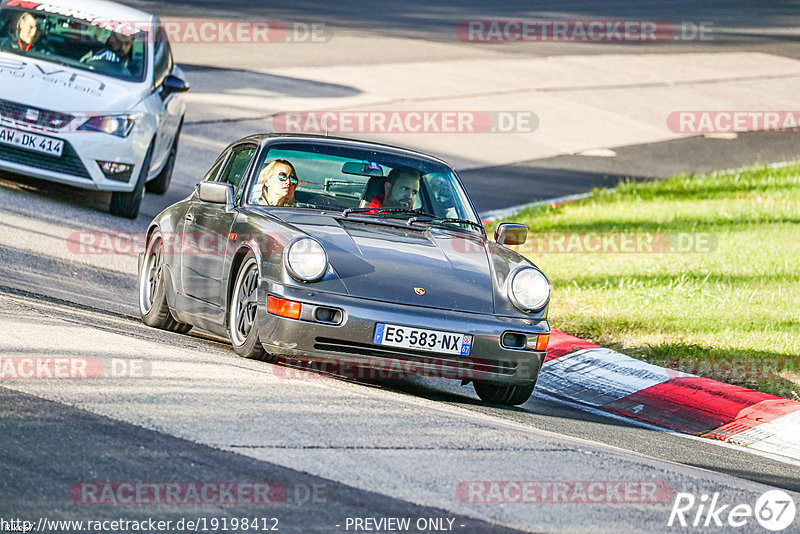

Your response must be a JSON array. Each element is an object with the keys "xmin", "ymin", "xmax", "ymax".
[{"xmin": 538, "ymin": 330, "xmax": 800, "ymax": 463}]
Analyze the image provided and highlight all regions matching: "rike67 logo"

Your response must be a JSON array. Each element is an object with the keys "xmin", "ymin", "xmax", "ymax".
[{"xmin": 668, "ymin": 490, "xmax": 797, "ymax": 531}]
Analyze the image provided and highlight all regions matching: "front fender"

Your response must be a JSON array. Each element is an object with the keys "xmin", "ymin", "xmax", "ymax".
[
  {"xmin": 487, "ymin": 241, "xmax": 549, "ymax": 320},
  {"xmin": 230, "ymin": 215, "xmax": 350, "ymax": 296},
  {"xmin": 144, "ymin": 198, "xmax": 192, "ymax": 304}
]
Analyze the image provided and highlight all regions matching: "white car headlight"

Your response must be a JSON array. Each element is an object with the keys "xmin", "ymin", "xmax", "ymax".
[
  {"xmin": 508, "ymin": 268, "xmax": 550, "ymax": 312},
  {"xmin": 285, "ymin": 238, "xmax": 328, "ymax": 282},
  {"xmin": 78, "ymin": 114, "xmax": 137, "ymax": 137}
]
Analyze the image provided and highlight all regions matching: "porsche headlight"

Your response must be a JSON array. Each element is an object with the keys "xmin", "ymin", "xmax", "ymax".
[
  {"xmin": 508, "ymin": 268, "xmax": 550, "ymax": 312},
  {"xmin": 78, "ymin": 114, "xmax": 137, "ymax": 137},
  {"xmin": 285, "ymin": 238, "xmax": 327, "ymax": 282}
]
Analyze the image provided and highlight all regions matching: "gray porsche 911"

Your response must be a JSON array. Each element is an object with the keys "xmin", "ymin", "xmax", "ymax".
[{"xmin": 138, "ymin": 134, "xmax": 551, "ymax": 405}]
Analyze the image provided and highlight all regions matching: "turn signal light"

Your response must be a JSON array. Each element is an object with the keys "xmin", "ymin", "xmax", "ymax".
[
  {"xmin": 536, "ymin": 333, "xmax": 550, "ymax": 352},
  {"xmin": 267, "ymin": 296, "xmax": 302, "ymax": 320}
]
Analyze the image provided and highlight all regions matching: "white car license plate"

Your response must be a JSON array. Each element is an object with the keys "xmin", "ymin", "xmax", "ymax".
[
  {"xmin": 0, "ymin": 126, "xmax": 64, "ymax": 157},
  {"xmin": 374, "ymin": 323, "xmax": 473, "ymax": 356}
]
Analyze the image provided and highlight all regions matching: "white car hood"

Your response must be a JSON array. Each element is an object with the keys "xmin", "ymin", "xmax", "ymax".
[{"xmin": 0, "ymin": 51, "xmax": 145, "ymax": 114}]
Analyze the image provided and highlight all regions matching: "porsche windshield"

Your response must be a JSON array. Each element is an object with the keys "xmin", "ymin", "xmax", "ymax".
[
  {"xmin": 0, "ymin": 7, "xmax": 147, "ymax": 82},
  {"xmin": 245, "ymin": 143, "xmax": 482, "ymax": 230}
]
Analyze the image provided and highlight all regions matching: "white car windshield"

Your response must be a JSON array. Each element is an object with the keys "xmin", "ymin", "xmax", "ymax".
[{"xmin": 0, "ymin": 6, "xmax": 147, "ymax": 82}]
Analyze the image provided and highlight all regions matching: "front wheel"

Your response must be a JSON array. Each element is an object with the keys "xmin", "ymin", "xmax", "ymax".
[
  {"xmin": 229, "ymin": 254, "xmax": 270, "ymax": 360},
  {"xmin": 139, "ymin": 230, "xmax": 192, "ymax": 334},
  {"xmin": 473, "ymin": 380, "xmax": 536, "ymax": 406},
  {"xmin": 110, "ymin": 141, "xmax": 152, "ymax": 219},
  {"xmin": 146, "ymin": 125, "xmax": 181, "ymax": 195}
]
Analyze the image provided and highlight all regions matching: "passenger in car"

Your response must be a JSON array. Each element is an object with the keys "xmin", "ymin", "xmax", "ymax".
[
  {"xmin": 364, "ymin": 167, "xmax": 421, "ymax": 211},
  {"xmin": 253, "ymin": 159, "xmax": 298, "ymax": 207},
  {"xmin": 6, "ymin": 12, "xmax": 39, "ymax": 53},
  {"xmin": 81, "ymin": 31, "xmax": 134, "ymax": 66}
]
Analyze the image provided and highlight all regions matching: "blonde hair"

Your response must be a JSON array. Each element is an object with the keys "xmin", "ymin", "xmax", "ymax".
[
  {"xmin": 258, "ymin": 159, "xmax": 297, "ymax": 184},
  {"xmin": 257, "ymin": 159, "xmax": 297, "ymax": 206}
]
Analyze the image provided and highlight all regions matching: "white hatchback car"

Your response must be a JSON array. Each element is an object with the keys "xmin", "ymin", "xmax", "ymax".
[{"xmin": 0, "ymin": 0, "xmax": 189, "ymax": 218}]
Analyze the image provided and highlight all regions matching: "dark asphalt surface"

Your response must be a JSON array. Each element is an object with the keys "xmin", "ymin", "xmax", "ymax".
[{"xmin": 0, "ymin": 388, "xmax": 527, "ymax": 534}]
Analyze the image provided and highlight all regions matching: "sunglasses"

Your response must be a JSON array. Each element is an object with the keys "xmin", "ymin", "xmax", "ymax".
[{"xmin": 277, "ymin": 172, "xmax": 299, "ymax": 185}]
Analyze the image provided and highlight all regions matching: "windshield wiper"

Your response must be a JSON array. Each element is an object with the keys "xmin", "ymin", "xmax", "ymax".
[
  {"xmin": 342, "ymin": 207, "xmax": 436, "ymax": 218},
  {"xmin": 408, "ymin": 216, "xmax": 484, "ymax": 230},
  {"xmin": 341, "ymin": 208, "xmax": 482, "ymax": 230}
]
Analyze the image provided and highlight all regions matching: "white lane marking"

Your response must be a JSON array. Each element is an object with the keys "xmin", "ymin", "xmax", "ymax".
[
  {"xmin": 575, "ymin": 148, "xmax": 618, "ymax": 157},
  {"xmin": 704, "ymin": 133, "xmax": 738, "ymax": 140}
]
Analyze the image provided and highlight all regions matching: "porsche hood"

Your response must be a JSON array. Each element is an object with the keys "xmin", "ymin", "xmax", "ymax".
[{"xmin": 280, "ymin": 213, "xmax": 495, "ymax": 314}]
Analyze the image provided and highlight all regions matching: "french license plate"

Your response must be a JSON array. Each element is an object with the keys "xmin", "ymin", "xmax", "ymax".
[
  {"xmin": 374, "ymin": 323, "xmax": 473, "ymax": 356},
  {"xmin": 0, "ymin": 126, "xmax": 63, "ymax": 157}
]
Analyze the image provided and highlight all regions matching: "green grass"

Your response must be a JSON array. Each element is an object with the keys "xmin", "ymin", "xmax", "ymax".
[{"xmin": 494, "ymin": 162, "xmax": 800, "ymax": 399}]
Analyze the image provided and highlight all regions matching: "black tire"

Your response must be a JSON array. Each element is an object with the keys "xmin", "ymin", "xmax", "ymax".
[
  {"xmin": 473, "ymin": 380, "xmax": 536, "ymax": 406},
  {"xmin": 110, "ymin": 140, "xmax": 153, "ymax": 219},
  {"xmin": 229, "ymin": 253, "xmax": 271, "ymax": 361},
  {"xmin": 146, "ymin": 124, "xmax": 181, "ymax": 195},
  {"xmin": 139, "ymin": 230, "xmax": 192, "ymax": 334}
]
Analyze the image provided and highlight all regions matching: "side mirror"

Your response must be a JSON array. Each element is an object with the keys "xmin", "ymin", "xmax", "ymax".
[
  {"xmin": 495, "ymin": 222, "xmax": 527, "ymax": 246},
  {"xmin": 198, "ymin": 181, "xmax": 233, "ymax": 205},
  {"xmin": 163, "ymin": 74, "xmax": 191, "ymax": 93}
]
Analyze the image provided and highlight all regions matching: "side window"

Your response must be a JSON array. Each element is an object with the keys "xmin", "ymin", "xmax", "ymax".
[
  {"xmin": 201, "ymin": 155, "xmax": 226, "ymax": 182},
  {"xmin": 423, "ymin": 173, "xmax": 461, "ymax": 219},
  {"xmin": 153, "ymin": 26, "xmax": 172, "ymax": 89},
  {"xmin": 217, "ymin": 145, "xmax": 257, "ymax": 203}
]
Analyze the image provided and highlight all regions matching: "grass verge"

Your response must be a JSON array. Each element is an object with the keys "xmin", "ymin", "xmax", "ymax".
[{"xmin": 495, "ymin": 162, "xmax": 800, "ymax": 399}]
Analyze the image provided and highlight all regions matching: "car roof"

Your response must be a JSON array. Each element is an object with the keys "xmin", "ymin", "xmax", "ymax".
[
  {"xmin": 2, "ymin": 0, "xmax": 155, "ymax": 24},
  {"xmin": 236, "ymin": 133, "xmax": 452, "ymax": 167}
]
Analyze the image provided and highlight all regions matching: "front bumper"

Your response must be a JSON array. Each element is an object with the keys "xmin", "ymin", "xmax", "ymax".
[
  {"xmin": 258, "ymin": 282, "xmax": 549, "ymax": 385},
  {"xmin": 0, "ymin": 121, "xmax": 150, "ymax": 192}
]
